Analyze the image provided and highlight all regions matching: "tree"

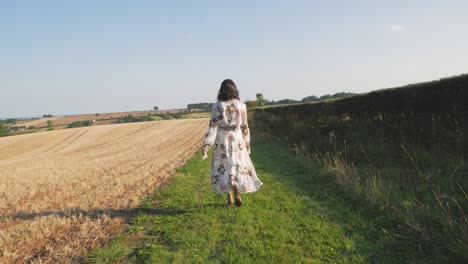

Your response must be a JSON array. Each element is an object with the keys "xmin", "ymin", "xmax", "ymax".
[
  {"xmin": 187, "ymin": 103, "xmax": 213, "ymax": 110},
  {"xmin": 3, "ymin": 118, "xmax": 17, "ymax": 124},
  {"xmin": 0, "ymin": 123, "xmax": 8, "ymax": 136},
  {"xmin": 47, "ymin": 120, "xmax": 54, "ymax": 129},
  {"xmin": 67, "ymin": 120, "xmax": 94, "ymax": 128},
  {"xmin": 256, "ymin": 93, "xmax": 265, "ymax": 107},
  {"xmin": 275, "ymin": 99, "xmax": 299, "ymax": 104},
  {"xmin": 331, "ymin": 92, "xmax": 356, "ymax": 98},
  {"xmin": 302, "ymin": 95, "xmax": 319, "ymax": 102},
  {"xmin": 245, "ymin": 100, "xmax": 257, "ymax": 110},
  {"xmin": 153, "ymin": 106, "xmax": 159, "ymax": 111}
]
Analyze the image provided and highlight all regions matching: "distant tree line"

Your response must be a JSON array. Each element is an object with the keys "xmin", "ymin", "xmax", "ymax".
[
  {"xmin": 184, "ymin": 92, "xmax": 357, "ymax": 112},
  {"xmin": 0, "ymin": 118, "xmax": 39, "ymax": 136},
  {"xmin": 0, "ymin": 118, "xmax": 19, "ymax": 124},
  {"xmin": 118, "ymin": 115, "xmax": 153, "ymax": 123},
  {"xmin": 43, "ymin": 114, "xmax": 53, "ymax": 118},
  {"xmin": 0, "ymin": 122, "xmax": 8, "ymax": 136},
  {"xmin": 187, "ymin": 103, "xmax": 214, "ymax": 110},
  {"xmin": 246, "ymin": 92, "xmax": 356, "ymax": 109},
  {"xmin": 67, "ymin": 120, "xmax": 94, "ymax": 128},
  {"xmin": 265, "ymin": 92, "xmax": 357, "ymax": 106}
]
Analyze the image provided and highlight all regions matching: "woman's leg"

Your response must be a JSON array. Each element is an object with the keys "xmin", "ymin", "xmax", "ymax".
[
  {"xmin": 234, "ymin": 187, "xmax": 242, "ymax": 206},
  {"xmin": 227, "ymin": 191, "xmax": 233, "ymax": 205}
]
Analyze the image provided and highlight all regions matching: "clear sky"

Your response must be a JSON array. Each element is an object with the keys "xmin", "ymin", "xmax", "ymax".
[{"xmin": 1, "ymin": 1, "xmax": 467, "ymax": 118}]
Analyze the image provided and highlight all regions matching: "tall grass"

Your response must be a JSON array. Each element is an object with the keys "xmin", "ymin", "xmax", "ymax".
[
  {"xmin": 251, "ymin": 86, "xmax": 468, "ymax": 262},
  {"xmin": 278, "ymin": 132, "xmax": 468, "ymax": 262}
]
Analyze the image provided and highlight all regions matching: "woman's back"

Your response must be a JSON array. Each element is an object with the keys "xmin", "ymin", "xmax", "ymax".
[{"xmin": 212, "ymin": 99, "xmax": 245, "ymax": 129}]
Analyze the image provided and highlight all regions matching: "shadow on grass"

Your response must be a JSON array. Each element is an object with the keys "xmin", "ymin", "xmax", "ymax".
[
  {"xmin": 1, "ymin": 207, "xmax": 190, "ymax": 221},
  {"xmin": 250, "ymin": 138, "xmax": 416, "ymax": 263}
]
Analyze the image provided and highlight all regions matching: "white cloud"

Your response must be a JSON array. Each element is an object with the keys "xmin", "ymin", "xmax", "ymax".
[{"xmin": 387, "ymin": 24, "xmax": 406, "ymax": 32}]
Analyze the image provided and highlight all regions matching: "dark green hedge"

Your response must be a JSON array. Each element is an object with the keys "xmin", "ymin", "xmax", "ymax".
[
  {"xmin": 250, "ymin": 74, "xmax": 468, "ymax": 162},
  {"xmin": 256, "ymin": 74, "xmax": 468, "ymax": 119},
  {"xmin": 118, "ymin": 115, "xmax": 153, "ymax": 123},
  {"xmin": 68, "ymin": 120, "xmax": 94, "ymax": 128}
]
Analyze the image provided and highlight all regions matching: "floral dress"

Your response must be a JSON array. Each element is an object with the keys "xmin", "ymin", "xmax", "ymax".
[{"xmin": 204, "ymin": 99, "xmax": 263, "ymax": 193}]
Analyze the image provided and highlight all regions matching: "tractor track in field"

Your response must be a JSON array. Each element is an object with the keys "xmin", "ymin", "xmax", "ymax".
[
  {"xmin": 40, "ymin": 128, "xmax": 89, "ymax": 155},
  {"xmin": 63, "ymin": 122, "xmax": 164, "ymax": 156}
]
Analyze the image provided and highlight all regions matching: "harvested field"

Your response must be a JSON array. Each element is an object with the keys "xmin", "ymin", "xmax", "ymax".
[
  {"xmin": 94, "ymin": 119, "xmax": 115, "ymax": 126},
  {"xmin": 42, "ymin": 114, "xmax": 103, "ymax": 127},
  {"xmin": 0, "ymin": 119, "xmax": 208, "ymax": 263},
  {"xmin": 16, "ymin": 117, "xmax": 60, "ymax": 128}
]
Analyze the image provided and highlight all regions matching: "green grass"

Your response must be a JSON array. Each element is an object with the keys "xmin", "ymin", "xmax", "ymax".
[
  {"xmin": 6, "ymin": 128, "xmax": 42, "ymax": 136},
  {"xmin": 180, "ymin": 112, "xmax": 211, "ymax": 119},
  {"xmin": 149, "ymin": 115, "xmax": 165, "ymax": 121},
  {"xmin": 87, "ymin": 139, "xmax": 427, "ymax": 263}
]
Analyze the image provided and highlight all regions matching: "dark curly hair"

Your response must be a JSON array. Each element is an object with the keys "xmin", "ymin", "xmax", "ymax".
[{"xmin": 217, "ymin": 79, "xmax": 240, "ymax": 101}]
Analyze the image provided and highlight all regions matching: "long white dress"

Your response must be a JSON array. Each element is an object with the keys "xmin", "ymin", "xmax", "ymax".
[{"xmin": 204, "ymin": 99, "xmax": 263, "ymax": 193}]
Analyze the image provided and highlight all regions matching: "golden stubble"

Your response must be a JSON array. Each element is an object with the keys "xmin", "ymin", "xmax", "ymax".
[{"xmin": 0, "ymin": 119, "xmax": 208, "ymax": 263}]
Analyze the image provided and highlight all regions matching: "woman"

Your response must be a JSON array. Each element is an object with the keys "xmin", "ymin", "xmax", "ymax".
[{"xmin": 202, "ymin": 79, "xmax": 263, "ymax": 206}]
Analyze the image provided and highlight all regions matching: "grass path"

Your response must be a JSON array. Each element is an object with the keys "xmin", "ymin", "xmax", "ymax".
[{"xmin": 88, "ymin": 139, "xmax": 407, "ymax": 263}]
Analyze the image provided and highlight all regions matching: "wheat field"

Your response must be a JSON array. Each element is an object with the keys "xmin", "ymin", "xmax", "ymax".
[{"xmin": 0, "ymin": 119, "xmax": 208, "ymax": 263}]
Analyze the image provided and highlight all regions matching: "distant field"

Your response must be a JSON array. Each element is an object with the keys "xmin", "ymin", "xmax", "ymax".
[
  {"xmin": 16, "ymin": 117, "xmax": 60, "ymax": 127},
  {"xmin": 181, "ymin": 111, "xmax": 211, "ymax": 119},
  {"xmin": 15, "ymin": 109, "xmax": 186, "ymax": 128},
  {"xmin": 0, "ymin": 119, "xmax": 208, "ymax": 263}
]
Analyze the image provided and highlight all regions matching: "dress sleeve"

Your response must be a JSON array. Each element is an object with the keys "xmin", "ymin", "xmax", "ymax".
[
  {"xmin": 203, "ymin": 103, "xmax": 218, "ymax": 149},
  {"xmin": 240, "ymin": 103, "xmax": 250, "ymax": 146}
]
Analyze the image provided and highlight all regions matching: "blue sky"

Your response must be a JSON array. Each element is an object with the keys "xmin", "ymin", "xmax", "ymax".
[{"xmin": 1, "ymin": 1, "xmax": 467, "ymax": 118}]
